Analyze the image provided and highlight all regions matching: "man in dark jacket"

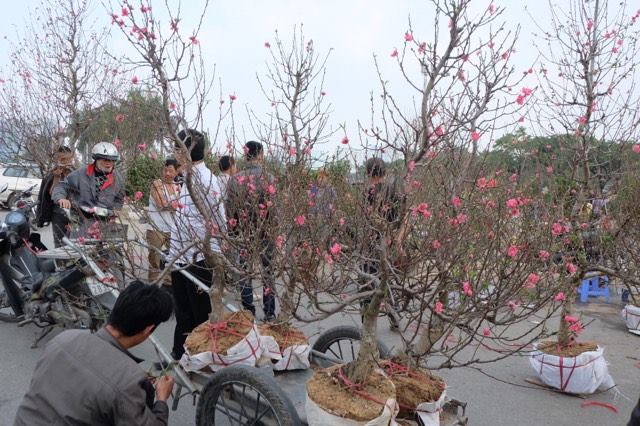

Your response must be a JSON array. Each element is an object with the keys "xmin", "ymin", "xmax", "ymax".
[
  {"xmin": 52, "ymin": 142, "xmax": 125, "ymax": 211},
  {"xmin": 36, "ymin": 146, "xmax": 75, "ymax": 246},
  {"xmin": 359, "ymin": 157, "xmax": 404, "ymax": 331},
  {"xmin": 52, "ymin": 142, "xmax": 125, "ymax": 238},
  {"xmin": 14, "ymin": 281, "xmax": 174, "ymax": 426},
  {"xmin": 225, "ymin": 141, "xmax": 277, "ymax": 320}
]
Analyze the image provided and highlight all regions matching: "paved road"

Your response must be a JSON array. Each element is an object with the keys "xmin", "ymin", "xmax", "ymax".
[{"xmin": 0, "ymin": 212, "xmax": 638, "ymax": 425}]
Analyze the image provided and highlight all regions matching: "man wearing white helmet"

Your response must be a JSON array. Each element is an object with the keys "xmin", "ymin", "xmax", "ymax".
[{"xmin": 52, "ymin": 142, "xmax": 126, "ymax": 216}]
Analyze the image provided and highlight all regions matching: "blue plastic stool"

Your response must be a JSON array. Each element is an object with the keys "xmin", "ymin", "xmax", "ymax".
[{"xmin": 578, "ymin": 274, "xmax": 610, "ymax": 303}]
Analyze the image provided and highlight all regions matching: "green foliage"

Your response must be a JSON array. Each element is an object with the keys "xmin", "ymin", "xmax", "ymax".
[
  {"xmin": 79, "ymin": 89, "xmax": 166, "ymax": 166},
  {"xmin": 125, "ymin": 154, "xmax": 164, "ymax": 205}
]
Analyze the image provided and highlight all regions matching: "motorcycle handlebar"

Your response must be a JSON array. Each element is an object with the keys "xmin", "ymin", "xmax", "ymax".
[
  {"xmin": 61, "ymin": 204, "xmax": 115, "ymax": 219},
  {"xmin": 61, "ymin": 237, "xmax": 107, "ymax": 281}
]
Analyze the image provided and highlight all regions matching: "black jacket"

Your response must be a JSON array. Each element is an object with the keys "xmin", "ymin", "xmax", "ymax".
[
  {"xmin": 35, "ymin": 173, "xmax": 57, "ymax": 226},
  {"xmin": 630, "ymin": 398, "xmax": 640, "ymax": 426}
]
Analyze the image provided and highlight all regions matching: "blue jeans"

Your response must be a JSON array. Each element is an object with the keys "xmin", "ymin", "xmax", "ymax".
[{"xmin": 239, "ymin": 240, "xmax": 276, "ymax": 319}]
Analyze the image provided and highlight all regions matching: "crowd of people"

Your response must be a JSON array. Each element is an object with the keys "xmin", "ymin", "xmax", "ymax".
[
  {"xmin": 11, "ymin": 130, "xmax": 640, "ymax": 425},
  {"xmin": 14, "ymin": 129, "xmax": 407, "ymax": 425}
]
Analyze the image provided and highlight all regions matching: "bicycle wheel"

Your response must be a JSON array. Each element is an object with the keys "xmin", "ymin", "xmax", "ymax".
[
  {"xmin": 312, "ymin": 325, "xmax": 392, "ymax": 363},
  {"xmin": 196, "ymin": 365, "xmax": 301, "ymax": 426}
]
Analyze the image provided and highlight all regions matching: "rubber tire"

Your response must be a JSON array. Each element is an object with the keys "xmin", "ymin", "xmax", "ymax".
[
  {"xmin": 5, "ymin": 193, "xmax": 16, "ymax": 210},
  {"xmin": 312, "ymin": 325, "xmax": 392, "ymax": 360},
  {"xmin": 196, "ymin": 365, "xmax": 301, "ymax": 426}
]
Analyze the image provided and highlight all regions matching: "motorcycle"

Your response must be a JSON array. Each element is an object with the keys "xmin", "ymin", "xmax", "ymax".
[
  {"xmin": 0, "ymin": 208, "xmax": 120, "ymax": 348},
  {"xmin": 11, "ymin": 183, "xmax": 39, "ymax": 231}
]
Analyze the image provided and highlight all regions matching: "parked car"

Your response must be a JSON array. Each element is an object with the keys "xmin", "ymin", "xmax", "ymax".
[{"xmin": 0, "ymin": 164, "xmax": 41, "ymax": 209}]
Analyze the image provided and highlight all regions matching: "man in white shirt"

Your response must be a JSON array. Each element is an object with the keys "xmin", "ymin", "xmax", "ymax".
[
  {"xmin": 169, "ymin": 129, "xmax": 226, "ymax": 359},
  {"xmin": 147, "ymin": 158, "xmax": 180, "ymax": 284}
]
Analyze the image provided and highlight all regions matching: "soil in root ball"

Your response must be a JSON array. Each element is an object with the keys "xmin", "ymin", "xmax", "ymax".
[
  {"xmin": 258, "ymin": 323, "xmax": 309, "ymax": 349},
  {"xmin": 307, "ymin": 364, "xmax": 395, "ymax": 422},
  {"xmin": 185, "ymin": 311, "xmax": 254, "ymax": 355},
  {"xmin": 390, "ymin": 368, "xmax": 446, "ymax": 419},
  {"xmin": 538, "ymin": 341, "xmax": 598, "ymax": 357}
]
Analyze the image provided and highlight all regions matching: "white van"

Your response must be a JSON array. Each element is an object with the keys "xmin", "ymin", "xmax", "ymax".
[{"xmin": 0, "ymin": 164, "xmax": 41, "ymax": 208}]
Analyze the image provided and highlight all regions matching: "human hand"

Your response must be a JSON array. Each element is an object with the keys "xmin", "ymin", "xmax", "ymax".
[
  {"xmin": 155, "ymin": 374, "xmax": 175, "ymax": 402},
  {"xmin": 58, "ymin": 199, "xmax": 71, "ymax": 209}
]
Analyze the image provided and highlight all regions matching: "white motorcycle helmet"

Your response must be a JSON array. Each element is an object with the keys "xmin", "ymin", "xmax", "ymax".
[{"xmin": 91, "ymin": 142, "xmax": 120, "ymax": 161}]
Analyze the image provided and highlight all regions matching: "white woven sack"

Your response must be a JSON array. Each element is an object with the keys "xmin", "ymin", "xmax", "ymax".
[
  {"xmin": 179, "ymin": 323, "xmax": 262, "ymax": 372},
  {"xmin": 260, "ymin": 334, "xmax": 311, "ymax": 371},
  {"xmin": 305, "ymin": 395, "xmax": 398, "ymax": 426},
  {"xmin": 529, "ymin": 343, "xmax": 615, "ymax": 394},
  {"xmin": 622, "ymin": 304, "xmax": 640, "ymax": 335}
]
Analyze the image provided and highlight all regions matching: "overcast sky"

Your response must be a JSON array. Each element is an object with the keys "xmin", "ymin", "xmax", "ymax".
[{"xmin": 0, "ymin": 1, "xmax": 626, "ymax": 155}]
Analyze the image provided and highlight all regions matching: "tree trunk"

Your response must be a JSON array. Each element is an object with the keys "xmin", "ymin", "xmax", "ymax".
[
  {"xmin": 277, "ymin": 276, "xmax": 297, "ymax": 323},
  {"xmin": 557, "ymin": 282, "xmax": 578, "ymax": 347},
  {"xmin": 208, "ymin": 254, "xmax": 226, "ymax": 323},
  {"xmin": 412, "ymin": 315, "xmax": 445, "ymax": 355},
  {"xmin": 344, "ymin": 291, "xmax": 383, "ymax": 384}
]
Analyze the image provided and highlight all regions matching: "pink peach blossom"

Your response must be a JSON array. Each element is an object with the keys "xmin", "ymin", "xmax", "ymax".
[
  {"xmin": 435, "ymin": 301, "xmax": 444, "ymax": 314},
  {"xmin": 525, "ymin": 273, "xmax": 540, "ymax": 288},
  {"xmin": 566, "ymin": 262, "xmax": 577, "ymax": 275},
  {"xmin": 404, "ymin": 32, "xmax": 413, "ymax": 42},
  {"xmin": 551, "ymin": 222, "xmax": 564, "ymax": 236},
  {"xmin": 462, "ymin": 281, "xmax": 473, "ymax": 297},
  {"xmin": 554, "ymin": 292, "xmax": 565, "ymax": 302},
  {"xmin": 295, "ymin": 215, "xmax": 305, "ymax": 226},
  {"xmin": 564, "ymin": 315, "xmax": 579, "ymax": 323},
  {"xmin": 134, "ymin": 191, "xmax": 143, "ymax": 201},
  {"xmin": 471, "ymin": 131, "xmax": 481, "ymax": 142},
  {"xmin": 539, "ymin": 250, "xmax": 551, "ymax": 261},
  {"xmin": 507, "ymin": 245, "xmax": 519, "ymax": 258},
  {"xmin": 482, "ymin": 328, "xmax": 491, "ymax": 337}
]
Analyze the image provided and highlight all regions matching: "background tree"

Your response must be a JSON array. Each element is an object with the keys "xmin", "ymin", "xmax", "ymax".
[
  {"xmin": 531, "ymin": 0, "xmax": 640, "ymax": 347},
  {"xmin": 0, "ymin": 0, "xmax": 125, "ymax": 173}
]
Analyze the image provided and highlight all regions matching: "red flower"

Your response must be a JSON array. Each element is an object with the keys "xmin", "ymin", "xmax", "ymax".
[{"xmin": 115, "ymin": 114, "xmax": 125, "ymax": 123}]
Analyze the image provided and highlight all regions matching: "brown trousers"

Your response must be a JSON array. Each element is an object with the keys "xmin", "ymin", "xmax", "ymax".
[{"xmin": 146, "ymin": 229, "xmax": 170, "ymax": 284}]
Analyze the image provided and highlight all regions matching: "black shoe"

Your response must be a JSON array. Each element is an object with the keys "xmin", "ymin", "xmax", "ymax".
[{"xmin": 263, "ymin": 314, "xmax": 276, "ymax": 323}]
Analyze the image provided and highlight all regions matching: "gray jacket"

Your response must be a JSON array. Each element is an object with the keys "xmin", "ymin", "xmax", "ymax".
[
  {"xmin": 14, "ymin": 328, "xmax": 169, "ymax": 426},
  {"xmin": 51, "ymin": 164, "xmax": 125, "ymax": 210}
]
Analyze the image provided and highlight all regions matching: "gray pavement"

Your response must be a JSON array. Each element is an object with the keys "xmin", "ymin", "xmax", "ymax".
[{"xmin": 0, "ymin": 214, "xmax": 638, "ymax": 425}]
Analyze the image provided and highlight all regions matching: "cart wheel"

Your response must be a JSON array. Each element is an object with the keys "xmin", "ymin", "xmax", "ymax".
[
  {"xmin": 312, "ymin": 325, "xmax": 392, "ymax": 363},
  {"xmin": 196, "ymin": 365, "xmax": 301, "ymax": 426}
]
